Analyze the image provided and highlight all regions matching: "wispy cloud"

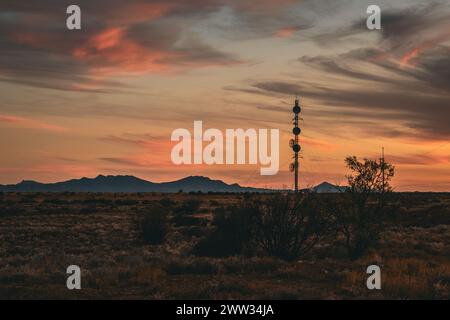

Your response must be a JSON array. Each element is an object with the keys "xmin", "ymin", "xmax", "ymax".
[{"xmin": 0, "ymin": 114, "xmax": 68, "ymax": 132}]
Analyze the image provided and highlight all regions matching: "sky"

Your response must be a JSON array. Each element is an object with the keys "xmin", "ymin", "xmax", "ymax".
[{"xmin": 0, "ymin": 0, "xmax": 449, "ymax": 191}]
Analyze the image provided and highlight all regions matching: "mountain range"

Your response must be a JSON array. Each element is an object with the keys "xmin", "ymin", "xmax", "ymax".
[{"xmin": 0, "ymin": 175, "xmax": 346, "ymax": 193}]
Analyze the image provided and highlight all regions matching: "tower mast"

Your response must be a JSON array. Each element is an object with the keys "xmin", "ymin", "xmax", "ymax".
[{"xmin": 291, "ymin": 97, "xmax": 301, "ymax": 193}]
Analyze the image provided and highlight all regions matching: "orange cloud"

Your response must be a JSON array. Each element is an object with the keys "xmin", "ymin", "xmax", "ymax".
[
  {"xmin": 301, "ymin": 136, "xmax": 336, "ymax": 151},
  {"xmin": 92, "ymin": 27, "xmax": 125, "ymax": 51},
  {"xmin": 100, "ymin": 134, "xmax": 175, "ymax": 169},
  {"xmin": 400, "ymin": 47, "xmax": 421, "ymax": 68},
  {"xmin": 0, "ymin": 114, "xmax": 67, "ymax": 132},
  {"xmin": 399, "ymin": 32, "xmax": 450, "ymax": 68},
  {"xmin": 274, "ymin": 26, "xmax": 299, "ymax": 38},
  {"xmin": 73, "ymin": 27, "xmax": 174, "ymax": 76},
  {"xmin": 72, "ymin": 26, "xmax": 242, "ymax": 79}
]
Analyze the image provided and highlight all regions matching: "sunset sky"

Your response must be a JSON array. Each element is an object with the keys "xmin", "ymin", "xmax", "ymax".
[{"xmin": 0, "ymin": 0, "xmax": 449, "ymax": 191}]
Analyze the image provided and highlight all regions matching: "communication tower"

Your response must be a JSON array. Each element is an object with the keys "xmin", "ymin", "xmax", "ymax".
[{"xmin": 290, "ymin": 97, "xmax": 302, "ymax": 192}]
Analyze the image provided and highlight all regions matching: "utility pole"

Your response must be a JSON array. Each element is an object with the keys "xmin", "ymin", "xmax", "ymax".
[{"xmin": 290, "ymin": 97, "xmax": 301, "ymax": 193}]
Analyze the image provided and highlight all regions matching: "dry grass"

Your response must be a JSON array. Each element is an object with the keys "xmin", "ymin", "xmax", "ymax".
[
  {"xmin": 343, "ymin": 255, "xmax": 450, "ymax": 299},
  {"xmin": 0, "ymin": 192, "xmax": 449, "ymax": 299}
]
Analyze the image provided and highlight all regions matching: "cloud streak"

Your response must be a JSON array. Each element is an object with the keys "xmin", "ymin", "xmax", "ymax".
[{"xmin": 0, "ymin": 114, "xmax": 67, "ymax": 132}]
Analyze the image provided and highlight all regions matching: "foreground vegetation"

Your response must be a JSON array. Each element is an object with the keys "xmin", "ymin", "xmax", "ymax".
[{"xmin": 0, "ymin": 191, "xmax": 449, "ymax": 299}]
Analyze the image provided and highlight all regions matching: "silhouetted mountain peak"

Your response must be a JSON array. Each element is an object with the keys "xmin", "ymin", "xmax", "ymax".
[
  {"xmin": 317, "ymin": 181, "xmax": 334, "ymax": 188},
  {"xmin": 311, "ymin": 181, "xmax": 346, "ymax": 193},
  {"xmin": 92, "ymin": 174, "xmax": 142, "ymax": 181},
  {"xmin": 177, "ymin": 176, "xmax": 220, "ymax": 184},
  {"xmin": 179, "ymin": 175, "xmax": 210, "ymax": 181},
  {"xmin": 17, "ymin": 180, "xmax": 41, "ymax": 186}
]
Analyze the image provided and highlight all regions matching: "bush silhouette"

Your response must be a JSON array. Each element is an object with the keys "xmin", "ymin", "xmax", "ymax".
[
  {"xmin": 331, "ymin": 156, "xmax": 397, "ymax": 259},
  {"xmin": 193, "ymin": 204, "xmax": 259, "ymax": 257},
  {"xmin": 139, "ymin": 203, "xmax": 168, "ymax": 245},
  {"xmin": 159, "ymin": 197, "xmax": 176, "ymax": 208},
  {"xmin": 172, "ymin": 199, "xmax": 202, "ymax": 226},
  {"xmin": 193, "ymin": 195, "xmax": 335, "ymax": 260},
  {"xmin": 254, "ymin": 194, "xmax": 335, "ymax": 261}
]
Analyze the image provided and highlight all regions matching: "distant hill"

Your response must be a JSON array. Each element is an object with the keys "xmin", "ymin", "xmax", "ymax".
[
  {"xmin": 0, "ymin": 175, "xmax": 266, "ymax": 193},
  {"xmin": 0, "ymin": 175, "xmax": 347, "ymax": 193},
  {"xmin": 307, "ymin": 181, "xmax": 347, "ymax": 193}
]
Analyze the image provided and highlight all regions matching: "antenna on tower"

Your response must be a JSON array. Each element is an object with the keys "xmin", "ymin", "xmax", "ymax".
[{"xmin": 290, "ymin": 96, "xmax": 302, "ymax": 193}]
